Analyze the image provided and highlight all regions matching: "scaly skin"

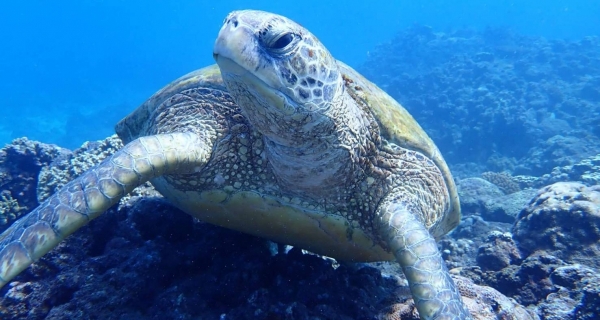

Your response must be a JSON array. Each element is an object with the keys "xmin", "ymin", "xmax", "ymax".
[
  {"xmin": 0, "ymin": 9, "xmax": 471, "ymax": 320},
  {"xmin": 379, "ymin": 200, "xmax": 472, "ymax": 319},
  {"xmin": 214, "ymin": 10, "xmax": 472, "ymax": 319},
  {"xmin": 0, "ymin": 132, "xmax": 210, "ymax": 287}
]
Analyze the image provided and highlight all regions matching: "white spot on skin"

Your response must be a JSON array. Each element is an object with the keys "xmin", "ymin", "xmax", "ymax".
[
  {"xmin": 367, "ymin": 177, "xmax": 375, "ymax": 185},
  {"xmin": 214, "ymin": 173, "xmax": 226, "ymax": 185}
]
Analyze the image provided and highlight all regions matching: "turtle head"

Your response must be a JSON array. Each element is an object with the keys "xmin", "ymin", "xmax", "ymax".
[{"xmin": 213, "ymin": 10, "xmax": 343, "ymax": 145}]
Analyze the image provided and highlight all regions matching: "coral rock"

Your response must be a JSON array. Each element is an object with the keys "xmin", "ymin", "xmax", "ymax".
[
  {"xmin": 481, "ymin": 171, "xmax": 521, "ymax": 194},
  {"xmin": 379, "ymin": 275, "xmax": 538, "ymax": 320},
  {"xmin": 476, "ymin": 231, "xmax": 522, "ymax": 271},
  {"xmin": 0, "ymin": 138, "xmax": 68, "ymax": 232},
  {"xmin": 481, "ymin": 188, "xmax": 538, "ymax": 223},
  {"xmin": 457, "ymin": 177, "xmax": 504, "ymax": 214},
  {"xmin": 513, "ymin": 182, "xmax": 600, "ymax": 269}
]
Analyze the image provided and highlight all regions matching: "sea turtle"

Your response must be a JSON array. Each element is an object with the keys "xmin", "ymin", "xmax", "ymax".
[{"xmin": 0, "ymin": 10, "xmax": 470, "ymax": 319}]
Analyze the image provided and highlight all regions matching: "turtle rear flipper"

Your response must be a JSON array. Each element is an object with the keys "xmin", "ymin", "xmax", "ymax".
[
  {"xmin": 378, "ymin": 200, "xmax": 472, "ymax": 319},
  {"xmin": 0, "ymin": 132, "xmax": 211, "ymax": 287}
]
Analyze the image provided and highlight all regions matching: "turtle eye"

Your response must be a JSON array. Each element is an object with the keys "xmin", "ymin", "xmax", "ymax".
[{"xmin": 269, "ymin": 33, "xmax": 297, "ymax": 50}]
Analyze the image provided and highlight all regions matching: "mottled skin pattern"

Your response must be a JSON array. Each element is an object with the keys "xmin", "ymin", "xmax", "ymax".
[
  {"xmin": 0, "ymin": 10, "xmax": 469, "ymax": 320},
  {"xmin": 0, "ymin": 133, "xmax": 208, "ymax": 284},
  {"xmin": 214, "ymin": 11, "xmax": 469, "ymax": 319}
]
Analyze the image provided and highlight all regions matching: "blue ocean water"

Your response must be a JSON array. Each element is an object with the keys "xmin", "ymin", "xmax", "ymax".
[{"xmin": 0, "ymin": 0, "xmax": 599, "ymax": 148}]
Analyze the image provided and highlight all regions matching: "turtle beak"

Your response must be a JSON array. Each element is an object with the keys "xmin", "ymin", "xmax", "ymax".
[
  {"xmin": 214, "ymin": 10, "xmax": 297, "ymax": 117},
  {"xmin": 213, "ymin": 17, "xmax": 253, "ymax": 79},
  {"xmin": 214, "ymin": 11, "xmax": 279, "ymax": 84},
  {"xmin": 213, "ymin": 11, "xmax": 255, "ymax": 70}
]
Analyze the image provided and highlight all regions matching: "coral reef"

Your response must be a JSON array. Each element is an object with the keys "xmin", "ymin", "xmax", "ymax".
[
  {"xmin": 540, "ymin": 153, "xmax": 600, "ymax": 187},
  {"xmin": 2, "ymin": 21, "xmax": 600, "ymax": 319},
  {"xmin": 474, "ymin": 253, "xmax": 600, "ymax": 319},
  {"xmin": 449, "ymin": 180, "xmax": 600, "ymax": 318},
  {"xmin": 511, "ymin": 153, "xmax": 600, "ymax": 191},
  {"xmin": 360, "ymin": 27, "xmax": 600, "ymax": 175},
  {"xmin": 456, "ymin": 177, "xmax": 504, "ymax": 214},
  {"xmin": 0, "ymin": 191, "xmax": 26, "ymax": 225},
  {"xmin": 0, "ymin": 138, "xmax": 538, "ymax": 319},
  {"xmin": 0, "ymin": 138, "xmax": 68, "ymax": 232},
  {"xmin": 458, "ymin": 175, "xmax": 536, "ymax": 223},
  {"xmin": 513, "ymin": 182, "xmax": 600, "ymax": 269},
  {"xmin": 36, "ymin": 135, "xmax": 124, "ymax": 202},
  {"xmin": 520, "ymin": 135, "xmax": 600, "ymax": 176},
  {"xmin": 476, "ymin": 231, "xmax": 522, "ymax": 271},
  {"xmin": 440, "ymin": 214, "xmax": 513, "ymax": 270},
  {"xmin": 0, "ymin": 196, "xmax": 534, "ymax": 320},
  {"xmin": 36, "ymin": 135, "xmax": 159, "ymax": 205},
  {"xmin": 1, "ymin": 134, "xmax": 599, "ymax": 319},
  {"xmin": 539, "ymin": 264, "xmax": 600, "ymax": 319},
  {"xmin": 481, "ymin": 171, "xmax": 521, "ymax": 194},
  {"xmin": 379, "ymin": 275, "xmax": 537, "ymax": 320},
  {"xmin": 481, "ymin": 188, "xmax": 538, "ymax": 223}
]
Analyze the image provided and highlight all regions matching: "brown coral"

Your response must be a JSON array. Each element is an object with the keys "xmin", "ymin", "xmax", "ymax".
[
  {"xmin": 481, "ymin": 171, "xmax": 521, "ymax": 194},
  {"xmin": 0, "ymin": 191, "xmax": 26, "ymax": 225},
  {"xmin": 37, "ymin": 135, "xmax": 124, "ymax": 202},
  {"xmin": 0, "ymin": 138, "xmax": 67, "ymax": 232},
  {"xmin": 36, "ymin": 135, "xmax": 160, "ymax": 204}
]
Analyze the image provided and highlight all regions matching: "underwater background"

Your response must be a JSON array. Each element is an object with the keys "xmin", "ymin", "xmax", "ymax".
[
  {"xmin": 1, "ymin": 1, "xmax": 600, "ymax": 319},
  {"xmin": 1, "ymin": 0, "xmax": 599, "ymax": 149}
]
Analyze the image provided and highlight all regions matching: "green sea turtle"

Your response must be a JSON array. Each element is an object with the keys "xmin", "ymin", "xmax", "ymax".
[{"xmin": 0, "ymin": 10, "xmax": 470, "ymax": 319}]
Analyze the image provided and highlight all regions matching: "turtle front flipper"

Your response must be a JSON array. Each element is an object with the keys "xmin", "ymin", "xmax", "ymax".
[
  {"xmin": 377, "ymin": 201, "xmax": 472, "ymax": 320},
  {"xmin": 0, "ymin": 132, "xmax": 211, "ymax": 288}
]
